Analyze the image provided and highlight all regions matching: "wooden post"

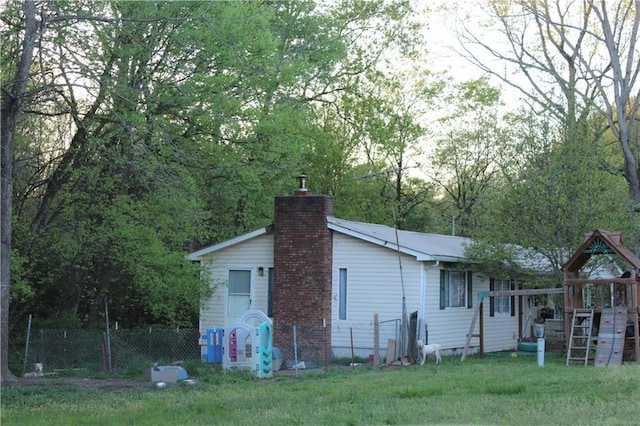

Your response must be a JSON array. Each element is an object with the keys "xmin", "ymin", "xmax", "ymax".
[
  {"xmin": 518, "ymin": 294, "xmax": 523, "ymax": 341},
  {"xmin": 350, "ymin": 328, "xmax": 355, "ymax": 369},
  {"xmin": 564, "ymin": 270, "xmax": 572, "ymax": 355},
  {"xmin": 634, "ymin": 308, "xmax": 640, "ymax": 366},
  {"xmin": 629, "ymin": 277, "xmax": 640, "ymax": 365},
  {"xmin": 634, "ymin": 281, "xmax": 640, "ymax": 365},
  {"xmin": 461, "ymin": 294, "xmax": 486, "ymax": 361},
  {"xmin": 373, "ymin": 314, "xmax": 379, "ymax": 368}
]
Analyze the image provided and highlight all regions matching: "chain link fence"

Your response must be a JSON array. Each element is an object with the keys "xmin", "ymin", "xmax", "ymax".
[
  {"xmin": 20, "ymin": 319, "xmax": 407, "ymax": 376},
  {"xmin": 271, "ymin": 323, "xmax": 327, "ymax": 369},
  {"xmin": 21, "ymin": 328, "xmax": 200, "ymax": 376},
  {"xmin": 268, "ymin": 319, "xmax": 405, "ymax": 370}
]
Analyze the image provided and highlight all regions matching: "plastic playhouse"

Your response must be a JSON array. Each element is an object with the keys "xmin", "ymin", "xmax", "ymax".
[{"xmin": 201, "ymin": 310, "xmax": 273, "ymax": 378}]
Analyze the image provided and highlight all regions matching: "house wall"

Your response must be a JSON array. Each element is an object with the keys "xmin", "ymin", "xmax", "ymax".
[
  {"xmin": 480, "ymin": 303, "xmax": 520, "ymax": 353},
  {"xmin": 330, "ymin": 233, "xmax": 520, "ymax": 358},
  {"xmin": 424, "ymin": 270, "xmax": 519, "ymax": 355},
  {"xmin": 197, "ymin": 228, "xmax": 520, "ymax": 362},
  {"xmin": 198, "ymin": 234, "xmax": 274, "ymax": 332},
  {"xmin": 331, "ymin": 233, "xmax": 424, "ymax": 358}
]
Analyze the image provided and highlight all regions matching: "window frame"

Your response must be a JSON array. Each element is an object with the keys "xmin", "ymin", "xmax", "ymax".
[
  {"xmin": 338, "ymin": 268, "xmax": 347, "ymax": 320},
  {"xmin": 267, "ymin": 267, "xmax": 274, "ymax": 317},
  {"xmin": 227, "ymin": 269, "xmax": 252, "ymax": 322},
  {"xmin": 489, "ymin": 277, "xmax": 515, "ymax": 317},
  {"xmin": 440, "ymin": 269, "xmax": 472, "ymax": 309}
]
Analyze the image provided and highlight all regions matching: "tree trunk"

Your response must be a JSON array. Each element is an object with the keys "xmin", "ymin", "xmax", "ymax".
[{"xmin": 1, "ymin": 0, "xmax": 38, "ymax": 383}]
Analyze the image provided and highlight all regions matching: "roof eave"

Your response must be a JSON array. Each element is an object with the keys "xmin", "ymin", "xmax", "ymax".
[
  {"xmin": 187, "ymin": 227, "xmax": 269, "ymax": 261},
  {"xmin": 419, "ymin": 255, "xmax": 466, "ymax": 263}
]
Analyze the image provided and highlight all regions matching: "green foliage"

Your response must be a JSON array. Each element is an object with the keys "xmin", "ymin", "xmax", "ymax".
[
  {"xmin": 464, "ymin": 241, "xmax": 536, "ymax": 278},
  {"xmin": 4, "ymin": 0, "xmax": 425, "ymax": 343},
  {"xmin": 428, "ymin": 78, "xmax": 505, "ymax": 236},
  {"xmin": 468, "ymin": 108, "xmax": 631, "ymax": 278},
  {"xmin": 4, "ymin": 0, "xmax": 636, "ymax": 383}
]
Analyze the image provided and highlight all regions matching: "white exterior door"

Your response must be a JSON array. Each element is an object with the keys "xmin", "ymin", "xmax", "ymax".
[{"xmin": 227, "ymin": 269, "xmax": 251, "ymax": 324}]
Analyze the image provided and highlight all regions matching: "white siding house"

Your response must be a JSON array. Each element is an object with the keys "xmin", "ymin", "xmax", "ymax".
[
  {"xmin": 190, "ymin": 229, "xmax": 274, "ymax": 329},
  {"xmin": 189, "ymin": 212, "xmax": 524, "ymax": 360},
  {"xmin": 326, "ymin": 217, "xmax": 519, "ymax": 357}
]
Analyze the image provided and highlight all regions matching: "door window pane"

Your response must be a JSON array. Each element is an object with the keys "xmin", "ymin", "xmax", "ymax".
[{"xmin": 228, "ymin": 270, "xmax": 251, "ymax": 322}]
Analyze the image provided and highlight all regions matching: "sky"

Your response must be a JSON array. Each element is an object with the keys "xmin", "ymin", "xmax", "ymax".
[
  {"xmin": 419, "ymin": 0, "xmax": 493, "ymax": 80},
  {"xmin": 414, "ymin": 0, "xmax": 533, "ymax": 108}
]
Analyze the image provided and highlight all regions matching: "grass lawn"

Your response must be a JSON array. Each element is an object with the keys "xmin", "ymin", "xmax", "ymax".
[{"xmin": 2, "ymin": 351, "xmax": 639, "ymax": 425}]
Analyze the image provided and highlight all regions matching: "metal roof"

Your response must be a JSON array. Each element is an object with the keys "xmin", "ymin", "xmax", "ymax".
[
  {"xmin": 187, "ymin": 217, "xmax": 472, "ymax": 263},
  {"xmin": 327, "ymin": 216, "xmax": 469, "ymax": 262}
]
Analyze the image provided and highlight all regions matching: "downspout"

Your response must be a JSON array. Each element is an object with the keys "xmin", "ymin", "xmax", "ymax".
[{"xmin": 420, "ymin": 260, "xmax": 440, "ymax": 344}]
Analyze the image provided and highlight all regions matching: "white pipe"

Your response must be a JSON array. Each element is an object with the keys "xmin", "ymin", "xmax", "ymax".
[
  {"xmin": 537, "ymin": 338, "xmax": 545, "ymax": 367},
  {"xmin": 420, "ymin": 261, "xmax": 440, "ymax": 343}
]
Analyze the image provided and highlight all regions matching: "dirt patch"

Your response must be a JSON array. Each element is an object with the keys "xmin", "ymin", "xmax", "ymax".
[{"xmin": 2, "ymin": 376, "xmax": 152, "ymax": 391}]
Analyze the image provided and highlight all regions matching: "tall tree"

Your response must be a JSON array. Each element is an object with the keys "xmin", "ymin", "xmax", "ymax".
[
  {"xmin": 426, "ymin": 78, "xmax": 505, "ymax": 236},
  {"xmin": 458, "ymin": 0, "xmax": 640, "ymax": 215},
  {"xmin": 466, "ymin": 108, "xmax": 630, "ymax": 282},
  {"xmin": 1, "ymin": 0, "xmax": 38, "ymax": 383},
  {"xmin": 1, "ymin": 0, "xmax": 425, "ymax": 378},
  {"xmin": 341, "ymin": 68, "xmax": 445, "ymax": 232}
]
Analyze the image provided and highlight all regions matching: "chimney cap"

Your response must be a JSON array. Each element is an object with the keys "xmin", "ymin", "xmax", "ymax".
[{"xmin": 295, "ymin": 174, "xmax": 311, "ymax": 195}]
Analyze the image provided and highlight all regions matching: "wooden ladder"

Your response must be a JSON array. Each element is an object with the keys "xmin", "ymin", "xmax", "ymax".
[{"xmin": 566, "ymin": 308, "xmax": 594, "ymax": 366}]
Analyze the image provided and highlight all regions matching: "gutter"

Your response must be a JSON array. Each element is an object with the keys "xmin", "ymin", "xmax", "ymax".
[{"xmin": 419, "ymin": 260, "xmax": 440, "ymax": 344}]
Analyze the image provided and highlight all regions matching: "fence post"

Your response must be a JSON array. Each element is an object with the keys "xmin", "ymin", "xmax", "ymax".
[
  {"xmin": 22, "ymin": 314, "xmax": 32, "ymax": 376},
  {"xmin": 104, "ymin": 298, "xmax": 112, "ymax": 373},
  {"xmin": 350, "ymin": 328, "xmax": 355, "ymax": 369},
  {"xmin": 293, "ymin": 324, "xmax": 298, "ymax": 377},
  {"xmin": 102, "ymin": 332, "xmax": 110, "ymax": 373},
  {"xmin": 323, "ymin": 319, "xmax": 328, "ymax": 373},
  {"xmin": 113, "ymin": 322, "xmax": 119, "ymax": 375}
]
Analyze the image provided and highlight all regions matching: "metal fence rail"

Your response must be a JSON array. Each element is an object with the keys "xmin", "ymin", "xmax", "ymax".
[
  {"xmin": 22, "ymin": 328, "xmax": 200, "ymax": 376},
  {"xmin": 270, "ymin": 319, "xmax": 405, "ymax": 369},
  {"xmin": 21, "ymin": 320, "xmax": 408, "ymax": 376}
]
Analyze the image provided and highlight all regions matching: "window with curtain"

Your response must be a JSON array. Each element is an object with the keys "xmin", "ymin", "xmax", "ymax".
[
  {"xmin": 493, "ymin": 278, "xmax": 511, "ymax": 316},
  {"xmin": 440, "ymin": 270, "xmax": 472, "ymax": 309},
  {"xmin": 490, "ymin": 278, "xmax": 515, "ymax": 317}
]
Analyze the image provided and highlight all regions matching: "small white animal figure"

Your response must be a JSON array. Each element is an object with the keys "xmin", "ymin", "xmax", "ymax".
[
  {"xmin": 416, "ymin": 340, "xmax": 442, "ymax": 365},
  {"xmin": 23, "ymin": 362, "xmax": 44, "ymax": 378}
]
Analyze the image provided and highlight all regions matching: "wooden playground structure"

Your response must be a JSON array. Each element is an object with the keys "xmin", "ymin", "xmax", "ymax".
[
  {"xmin": 461, "ymin": 230, "xmax": 640, "ymax": 366},
  {"xmin": 562, "ymin": 230, "xmax": 640, "ymax": 366}
]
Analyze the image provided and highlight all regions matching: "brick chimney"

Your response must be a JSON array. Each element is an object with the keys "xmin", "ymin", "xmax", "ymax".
[{"xmin": 273, "ymin": 175, "xmax": 333, "ymax": 360}]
